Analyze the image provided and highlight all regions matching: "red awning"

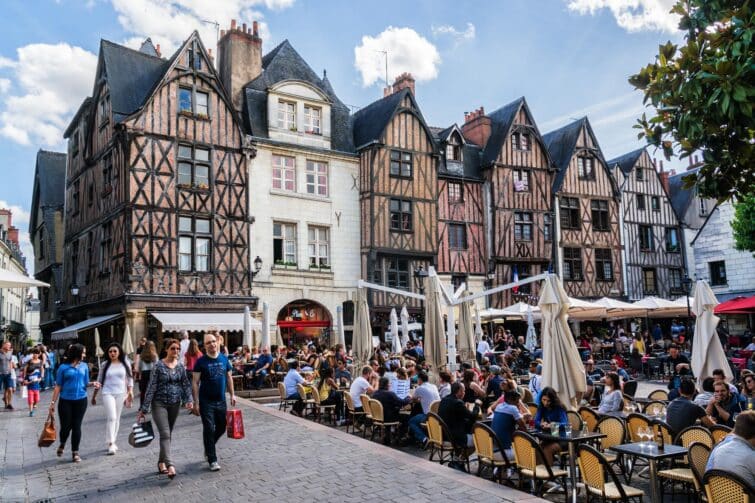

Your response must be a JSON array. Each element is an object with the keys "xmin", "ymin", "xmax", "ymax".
[
  {"xmin": 277, "ymin": 320, "xmax": 331, "ymax": 329},
  {"xmin": 715, "ymin": 295, "xmax": 755, "ymax": 314}
]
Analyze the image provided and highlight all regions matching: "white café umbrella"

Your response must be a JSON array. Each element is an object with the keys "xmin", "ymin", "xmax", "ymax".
[
  {"xmin": 0, "ymin": 269, "xmax": 50, "ymax": 288},
  {"xmin": 261, "ymin": 302, "xmax": 271, "ymax": 350},
  {"xmin": 336, "ymin": 305, "xmax": 346, "ymax": 347},
  {"xmin": 525, "ymin": 304, "xmax": 537, "ymax": 352},
  {"xmin": 424, "ymin": 273, "xmax": 447, "ymax": 376},
  {"xmin": 272, "ymin": 324, "xmax": 284, "ymax": 348},
  {"xmin": 243, "ymin": 306, "xmax": 252, "ymax": 349},
  {"xmin": 539, "ymin": 274, "xmax": 586, "ymax": 410},
  {"xmin": 690, "ymin": 281, "xmax": 731, "ymax": 383},
  {"xmin": 457, "ymin": 292, "xmax": 477, "ymax": 368},
  {"xmin": 633, "ymin": 296, "xmax": 690, "ymax": 318},
  {"xmin": 94, "ymin": 327, "xmax": 104, "ymax": 369},
  {"xmin": 566, "ymin": 297, "xmax": 607, "ymax": 321},
  {"xmin": 390, "ymin": 308, "xmax": 402, "ymax": 354},
  {"xmin": 593, "ymin": 297, "xmax": 648, "ymax": 320},
  {"xmin": 474, "ymin": 305, "xmax": 483, "ymax": 344},
  {"xmin": 352, "ymin": 288, "xmax": 372, "ymax": 372},
  {"xmin": 121, "ymin": 323, "xmax": 134, "ymax": 359},
  {"xmin": 400, "ymin": 306, "xmax": 410, "ymax": 346}
]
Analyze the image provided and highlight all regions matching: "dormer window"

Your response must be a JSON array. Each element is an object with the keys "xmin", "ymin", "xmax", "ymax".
[
  {"xmin": 512, "ymin": 132, "xmax": 531, "ymax": 151},
  {"xmin": 278, "ymin": 101, "xmax": 296, "ymax": 130},
  {"xmin": 446, "ymin": 134, "xmax": 462, "ymax": 161},
  {"xmin": 578, "ymin": 156, "xmax": 595, "ymax": 180},
  {"xmin": 304, "ymin": 105, "xmax": 321, "ymax": 134},
  {"xmin": 188, "ymin": 48, "xmax": 202, "ymax": 70},
  {"xmin": 98, "ymin": 95, "xmax": 109, "ymax": 127}
]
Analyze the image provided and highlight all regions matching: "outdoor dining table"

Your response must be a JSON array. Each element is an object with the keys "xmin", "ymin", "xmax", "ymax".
[
  {"xmin": 531, "ymin": 429, "xmax": 607, "ymax": 503},
  {"xmin": 609, "ymin": 443, "xmax": 688, "ymax": 503}
]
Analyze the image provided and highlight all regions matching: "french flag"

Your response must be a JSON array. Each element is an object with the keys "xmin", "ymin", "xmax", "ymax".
[{"xmin": 512, "ymin": 265, "xmax": 519, "ymax": 294}]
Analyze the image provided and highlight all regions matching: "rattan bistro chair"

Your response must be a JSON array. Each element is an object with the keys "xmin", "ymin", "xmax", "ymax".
[
  {"xmin": 360, "ymin": 394, "xmax": 374, "ymax": 438},
  {"xmin": 647, "ymin": 389, "xmax": 668, "ymax": 401},
  {"xmin": 567, "ymin": 410, "xmax": 584, "ymax": 432},
  {"xmin": 675, "ymin": 425, "xmax": 713, "ymax": 451},
  {"xmin": 710, "ymin": 425, "xmax": 732, "ymax": 445},
  {"xmin": 659, "ymin": 441, "xmax": 711, "ymax": 499},
  {"xmin": 624, "ymin": 413, "xmax": 654, "ymax": 482},
  {"xmin": 511, "ymin": 431, "xmax": 569, "ymax": 501},
  {"xmin": 580, "ymin": 406, "xmax": 600, "ymax": 432},
  {"xmin": 277, "ymin": 382, "xmax": 298, "ymax": 411},
  {"xmin": 296, "ymin": 383, "xmax": 316, "ymax": 418},
  {"xmin": 526, "ymin": 402, "xmax": 538, "ymax": 418},
  {"xmin": 577, "ymin": 444, "xmax": 644, "ymax": 502},
  {"xmin": 472, "ymin": 422, "xmax": 516, "ymax": 485},
  {"xmin": 688, "ymin": 443, "xmax": 712, "ymax": 500},
  {"xmin": 703, "ymin": 469, "xmax": 754, "ymax": 503},
  {"xmin": 310, "ymin": 386, "xmax": 336, "ymax": 425},
  {"xmin": 426, "ymin": 412, "xmax": 454, "ymax": 465},
  {"xmin": 368, "ymin": 399, "xmax": 401, "ymax": 444},
  {"xmin": 596, "ymin": 416, "xmax": 627, "ymax": 473},
  {"xmin": 343, "ymin": 391, "xmax": 364, "ymax": 434}
]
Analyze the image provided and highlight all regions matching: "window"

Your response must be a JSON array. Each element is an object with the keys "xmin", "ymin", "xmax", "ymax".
[
  {"xmin": 591, "ymin": 200, "xmax": 609, "ymax": 231},
  {"xmin": 563, "ymin": 248, "xmax": 583, "ymax": 281},
  {"xmin": 98, "ymin": 95, "xmax": 110, "ymax": 126},
  {"xmin": 512, "ymin": 132, "xmax": 531, "ymax": 151},
  {"xmin": 273, "ymin": 222, "xmax": 297, "ymax": 264},
  {"xmin": 513, "ymin": 169, "xmax": 530, "ymax": 192},
  {"xmin": 72, "ymin": 180, "xmax": 80, "ymax": 213},
  {"xmin": 637, "ymin": 194, "xmax": 646, "ymax": 211},
  {"xmin": 560, "ymin": 197, "xmax": 580, "ymax": 229},
  {"xmin": 179, "ymin": 88, "xmax": 192, "ymax": 114},
  {"xmin": 643, "ymin": 268, "xmax": 657, "ymax": 294},
  {"xmin": 578, "ymin": 157, "xmax": 595, "ymax": 179},
  {"xmin": 514, "ymin": 212, "xmax": 533, "ymax": 241},
  {"xmin": 272, "ymin": 155, "xmax": 295, "ymax": 192},
  {"xmin": 277, "ymin": 101, "xmax": 296, "ymax": 130},
  {"xmin": 390, "ymin": 199, "xmax": 412, "ymax": 232},
  {"xmin": 595, "ymin": 248, "xmax": 613, "ymax": 281},
  {"xmin": 71, "ymin": 128, "xmax": 80, "ymax": 155},
  {"xmin": 451, "ymin": 274, "xmax": 466, "ymax": 291},
  {"xmin": 709, "ymin": 261, "xmax": 727, "ymax": 286},
  {"xmin": 304, "ymin": 105, "xmax": 321, "ymax": 134},
  {"xmin": 639, "ymin": 225, "xmax": 654, "ymax": 251},
  {"xmin": 386, "ymin": 257, "xmax": 410, "ymax": 290},
  {"xmin": 544, "ymin": 213, "xmax": 552, "ymax": 241},
  {"xmin": 102, "ymin": 154, "xmax": 113, "ymax": 188},
  {"xmin": 446, "ymin": 135, "xmax": 462, "ymax": 161},
  {"xmin": 669, "ymin": 268, "xmax": 683, "ymax": 292},
  {"xmin": 195, "ymin": 91, "xmax": 208, "ymax": 116},
  {"xmin": 448, "ymin": 182, "xmax": 463, "ymax": 203},
  {"xmin": 651, "ymin": 196, "xmax": 660, "ymax": 211},
  {"xmin": 308, "ymin": 226, "xmax": 329, "ymax": 267},
  {"xmin": 665, "ymin": 227, "xmax": 680, "ymax": 252},
  {"xmin": 373, "ymin": 258, "xmax": 383, "ymax": 284},
  {"xmin": 99, "ymin": 222, "xmax": 112, "ymax": 273},
  {"xmin": 390, "ymin": 150, "xmax": 412, "ymax": 178},
  {"xmin": 178, "ymin": 144, "xmax": 210, "ymax": 188},
  {"xmin": 306, "ymin": 160, "xmax": 328, "ymax": 196},
  {"xmin": 636, "ymin": 168, "xmax": 644, "ymax": 181},
  {"xmin": 188, "ymin": 47, "xmax": 202, "ymax": 70},
  {"xmin": 699, "ymin": 198, "xmax": 708, "ymax": 216},
  {"xmin": 178, "ymin": 216, "xmax": 211, "ymax": 272},
  {"xmin": 514, "ymin": 264, "xmax": 532, "ymax": 294},
  {"xmin": 448, "ymin": 223, "xmax": 467, "ymax": 249}
]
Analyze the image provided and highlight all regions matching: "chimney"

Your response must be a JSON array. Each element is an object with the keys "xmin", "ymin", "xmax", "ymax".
[
  {"xmin": 218, "ymin": 18, "xmax": 263, "ymax": 111},
  {"xmin": 391, "ymin": 72, "xmax": 416, "ymax": 95},
  {"xmin": 155, "ymin": 44, "xmax": 161, "ymax": 57},
  {"xmin": 6, "ymin": 227, "xmax": 18, "ymax": 246},
  {"xmin": 658, "ymin": 161, "xmax": 670, "ymax": 193},
  {"xmin": 383, "ymin": 86, "xmax": 392, "ymax": 97},
  {"xmin": 207, "ymin": 48, "xmax": 214, "ymax": 64},
  {"xmin": 460, "ymin": 106, "xmax": 492, "ymax": 147}
]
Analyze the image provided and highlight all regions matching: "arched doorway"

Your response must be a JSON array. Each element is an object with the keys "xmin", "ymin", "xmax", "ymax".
[{"xmin": 277, "ymin": 299, "xmax": 332, "ymax": 346}]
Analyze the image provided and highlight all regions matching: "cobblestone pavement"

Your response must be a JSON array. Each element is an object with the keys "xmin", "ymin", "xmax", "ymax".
[{"xmin": 0, "ymin": 389, "xmax": 546, "ymax": 503}]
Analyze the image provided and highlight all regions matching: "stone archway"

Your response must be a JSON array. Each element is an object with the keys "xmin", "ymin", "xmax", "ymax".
[{"xmin": 276, "ymin": 299, "xmax": 332, "ymax": 346}]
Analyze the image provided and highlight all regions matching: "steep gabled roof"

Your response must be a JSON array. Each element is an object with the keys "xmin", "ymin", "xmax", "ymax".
[
  {"xmin": 668, "ymin": 167, "xmax": 701, "ymax": 219},
  {"xmin": 607, "ymin": 147, "xmax": 645, "ymax": 175},
  {"xmin": 138, "ymin": 37, "xmax": 159, "ymax": 57},
  {"xmin": 29, "ymin": 150, "xmax": 66, "ymax": 238},
  {"xmin": 351, "ymin": 88, "xmax": 416, "ymax": 149},
  {"xmin": 481, "ymin": 98, "xmax": 524, "ymax": 166},
  {"xmin": 243, "ymin": 40, "xmax": 354, "ymax": 152}
]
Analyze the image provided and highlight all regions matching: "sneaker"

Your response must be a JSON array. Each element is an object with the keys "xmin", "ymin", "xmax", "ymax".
[
  {"xmin": 7, "ymin": 404, "xmax": 13, "ymax": 410},
  {"xmin": 209, "ymin": 462, "xmax": 221, "ymax": 472},
  {"xmin": 29, "ymin": 410, "xmax": 34, "ymax": 417}
]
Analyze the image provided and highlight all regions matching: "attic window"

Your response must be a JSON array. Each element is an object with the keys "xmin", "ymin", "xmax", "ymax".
[
  {"xmin": 278, "ymin": 101, "xmax": 296, "ymax": 130},
  {"xmin": 578, "ymin": 157, "xmax": 595, "ymax": 180},
  {"xmin": 304, "ymin": 105, "xmax": 321, "ymax": 134},
  {"xmin": 512, "ymin": 132, "xmax": 530, "ymax": 151},
  {"xmin": 188, "ymin": 48, "xmax": 202, "ymax": 70},
  {"xmin": 446, "ymin": 135, "xmax": 462, "ymax": 161},
  {"xmin": 636, "ymin": 167, "xmax": 644, "ymax": 181}
]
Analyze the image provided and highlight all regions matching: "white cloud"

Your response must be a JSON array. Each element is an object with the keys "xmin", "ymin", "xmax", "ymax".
[
  {"xmin": 0, "ymin": 43, "xmax": 96, "ymax": 147},
  {"xmin": 354, "ymin": 26, "xmax": 441, "ymax": 87},
  {"xmin": 540, "ymin": 91, "xmax": 637, "ymax": 130},
  {"xmin": 566, "ymin": 0, "xmax": 679, "ymax": 33},
  {"xmin": 0, "ymin": 79, "xmax": 10, "ymax": 94},
  {"xmin": 432, "ymin": 22, "xmax": 476, "ymax": 42}
]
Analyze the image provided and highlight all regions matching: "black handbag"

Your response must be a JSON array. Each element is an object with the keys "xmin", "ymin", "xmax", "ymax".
[{"xmin": 128, "ymin": 420, "xmax": 155, "ymax": 448}]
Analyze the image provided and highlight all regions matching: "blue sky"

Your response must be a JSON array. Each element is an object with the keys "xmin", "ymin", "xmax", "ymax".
[{"xmin": 0, "ymin": 0, "xmax": 684, "ymax": 268}]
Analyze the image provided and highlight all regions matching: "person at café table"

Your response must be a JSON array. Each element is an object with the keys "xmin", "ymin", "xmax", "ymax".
[
  {"xmin": 372, "ymin": 376, "xmax": 413, "ymax": 445},
  {"xmin": 438, "ymin": 382, "xmax": 480, "ymax": 448},
  {"xmin": 534, "ymin": 387, "xmax": 569, "ymax": 466},
  {"xmin": 283, "ymin": 360, "xmax": 311, "ymax": 417},
  {"xmin": 248, "ymin": 346, "xmax": 272, "ymax": 390},
  {"xmin": 597, "ymin": 373, "xmax": 624, "ymax": 414},
  {"xmin": 349, "ymin": 366, "xmax": 376, "ymax": 427},
  {"xmin": 608, "ymin": 359, "xmax": 630, "ymax": 382},
  {"xmin": 461, "ymin": 369, "xmax": 486, "ymax": 404},
  {"xmin": 486, "ymin": 365, "xmax": 505, "ymax": 403},
  {"xmin": 491, "ymin": 389, "xmax": 528, "ymax": 461},
  {"xmin": 487, "ymin": 378, "xmax": 532, "ymax": 422},
  {"xmin": 706, "ymin": 410, "xmax": 755, "ymax": 488},
  {"xmin": 706, "ymin": 380, "xmax": 743, "ymax": 428},
  {"xmin": 712, "ymin": 368, "xmax": 739, "ymax": 395},
  {"xmin": 666, "ymin": 378, "xmax": 714, "ymax": 435},
  {"xmin": 664, "ymin": 343, "xmax": 690, "ymax": 374}
]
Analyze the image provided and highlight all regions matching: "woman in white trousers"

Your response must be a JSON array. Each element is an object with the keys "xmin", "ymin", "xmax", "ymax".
[{"xmin": 92, "ymin": 342, "xmax": 133, "ymax": 454}]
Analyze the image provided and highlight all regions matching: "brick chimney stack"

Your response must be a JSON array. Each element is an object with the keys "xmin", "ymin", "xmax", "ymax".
[
  {"xmin": 218, "ymin": 18, "xmax": 263, "ymax": 111},
  {"xmin": 657, "ymin": 160, "xmax": 670, "ymax": 193},
  {"xmin": 155, "ymin": 44, "xmax": 161, "ymax": 57},
  {"xmin": 460, "ymin": 106, "xmax": 492, "ymax": 147},
  {"xmin": 392, "ymin": 72, "xmax": 415, "ymax": 95}
]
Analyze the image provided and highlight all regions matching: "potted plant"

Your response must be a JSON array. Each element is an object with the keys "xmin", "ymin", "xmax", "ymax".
[{"xmin": 319, "ymin": 264, "xmax": 331, "ymax": 271}]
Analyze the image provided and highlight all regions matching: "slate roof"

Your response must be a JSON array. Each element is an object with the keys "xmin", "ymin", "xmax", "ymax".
[
  {"xmin": 481, "ymin": 98, "xmax": 524, "ymax": 165},
  {"xmin": 351, "ymin": 88, "xmax": 409, "ymax": 149},
  {"xmin": 243, "ymin": 40, "xmax": 354, "ymax": 152},
  {"xmin": 606, "ymin": 148, "xmax": 645, "ymax": 175},
  {"xmin": 438, "ymin": 144, "xmax": 483, "ymax": 180},
  {"xmin": 29, "ymin": 150, "xmax": 66, "ymax": 239},
  {"xmin": 668, "ymin": 167, "xmax": 701, "ymax": 218},
  {"xmin": 138, "ymin": 38, "xmax": 159, "ymax": 57}
]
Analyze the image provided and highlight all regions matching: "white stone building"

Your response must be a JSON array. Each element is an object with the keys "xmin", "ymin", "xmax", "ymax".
[{"xmin": 0, "ymin": 209, "xmax": 29, "ymax": 344}]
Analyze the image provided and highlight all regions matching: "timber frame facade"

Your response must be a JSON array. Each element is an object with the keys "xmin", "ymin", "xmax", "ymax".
[
  {"xmin": 61, "ymin": 33, "xmax": 256, "ymax": 345},
  {"xmin": 609, "ymin": 149, "xmax": 684, "ymax": 300}
]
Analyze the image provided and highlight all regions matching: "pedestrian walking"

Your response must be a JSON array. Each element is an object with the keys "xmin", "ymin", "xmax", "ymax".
[
  {"xmin": 135, "ymin": 341, "xmax": 157, "ymax": 405},
  {"xmin": 183, "ymin": 339, "xmax": 202, "ymax": 372},
  {"xmin": 1, "ymin": 341, "xmax": 16, "ymax": 410},
  {"xmin": 191, "ymin": 332, "xmax": 236, "ymax": 472},
  {"xmin": 48, "ymin": 343, "xmax": 100, "ymax": 462},
  {"xmin": 137, "ymin": 338, "xmax": 193, "ymax": 479},
  {"xmin": 22, "ymin": 348, "xmax": 44, "ymax": 416},
  {"xmin": 91, "ymin": 342, "xmax": 133, "ymax": 455}
]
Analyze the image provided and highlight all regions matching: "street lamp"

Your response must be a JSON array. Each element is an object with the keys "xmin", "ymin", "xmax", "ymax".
[
  {"xmin": 70, "ymin": 284, "xmax": 79, "ymax": 297},
  {"xmin": 252, "ymin": 256, "xmax": 263, "ymax": 276},
  {"xmin": 413, "ymin": 266, "xmax": 428, "ymax": 322}
]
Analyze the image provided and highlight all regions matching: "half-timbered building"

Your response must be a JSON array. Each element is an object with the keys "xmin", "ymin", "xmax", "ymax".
[
  {"xmin": 59, "ymin": 34, "xmax": 256, "ymax": 348},
  {"xmin": 462, "ymin": 98, "xmax": 555, "ymax": 307},
  {"xmin": 352, "ymin": 76, "xmax": 439, "ymax": 329},
  {"xmin": 543, "ymin": 117, "xmax": 623, "ymax": 299},
  {"xmin": 608, "ymin": 148, "xmax": 684, "ymax": 300},
  {"xmin": 222, "ymin": 20, "xmax": 360, "ymax": 344}
]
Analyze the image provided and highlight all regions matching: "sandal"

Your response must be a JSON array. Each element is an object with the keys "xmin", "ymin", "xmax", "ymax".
[
  {"xmin": 167, "ymin": 465, "xmax": 176, "ymax": 479},
  {"xmin": 72, "ymin": 452, "xmax": 81, "ymax": 463},
  {"xmin": 56, "ymin": 446, "xmax": 64, "ymax": 457},
  {"xmin": 158, "ymin": 463, "xmax": 169, "ymax": 474}
]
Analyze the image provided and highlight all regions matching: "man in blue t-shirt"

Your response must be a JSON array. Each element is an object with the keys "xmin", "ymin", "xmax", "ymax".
[
  {"xmin": 491, "ymin": 390, "xmax": 527, "ymax": 458},
  {"xmin": 250, "ymin": 346, "xmax": 273, "ymax": 390},
  {"xmin": 192, "ymin": 333, "xmax": 236, "ymax": 472}
]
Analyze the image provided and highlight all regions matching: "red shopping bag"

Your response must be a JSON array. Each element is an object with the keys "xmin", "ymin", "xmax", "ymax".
[{"xmin": 226, "ymin": 409, "xmax": 245, "ymax": 439}]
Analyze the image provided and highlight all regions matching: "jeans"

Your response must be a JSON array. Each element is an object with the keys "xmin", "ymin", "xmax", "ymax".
[
  {"xmin": 199, "ymin": 400, "xmax": 227, "ymax": 464},
  {"xmin": 102, "ymin": 393, "xmax": 126, "ymax": 446},
  {"xmin": 58, "ymin": 397, "xmax": 88, "ymax": 451},
  {"xmin": 252, "ymin": 369, "xmax": 268, "ymax": 389},
  {"xmin": 152, "ymin": 401, "xmax": 180, "ymax": 466},
  {"xmin": 408, "ymin": 413, "xmax": 427, "ymax": 442},
  {"xmin": 139, "ymin": 371, "xmax": 151, "ymax": 405},
  {"xmin": 287, "ymin": 393, "xmax": 304, "ymax": 415}
]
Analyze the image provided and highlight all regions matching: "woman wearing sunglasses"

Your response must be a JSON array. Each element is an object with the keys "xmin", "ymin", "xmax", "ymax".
[
  {"xmin": 137, "ymin": 338, "xmax": 193, "ymax": 479},
  {"xmin": 92, "ymin": 342, "xmax": 133, "ymax": 455}
]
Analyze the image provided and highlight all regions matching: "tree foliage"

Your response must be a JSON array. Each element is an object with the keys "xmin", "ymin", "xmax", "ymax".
[
  {"xmin": 629, "ymin": 0, "xmax": 754, "ymax": 202},
  {"xmin": 732, "ymin": 195, "xmax": 755, "ymax": 254}
]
